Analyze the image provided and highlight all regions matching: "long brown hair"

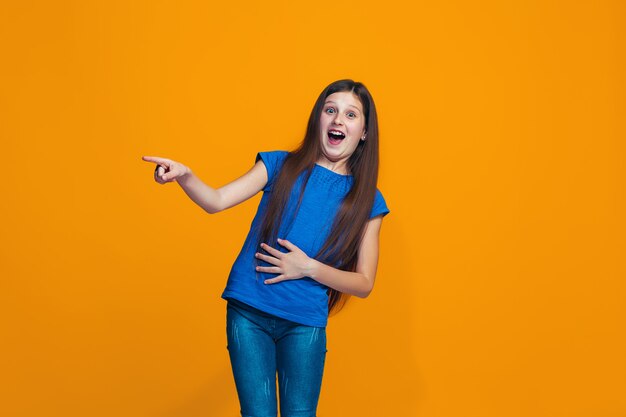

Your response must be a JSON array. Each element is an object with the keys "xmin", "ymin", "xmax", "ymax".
[{"xmin": 258, "ymin": 79, "xmax": 380, "ymax": 315}]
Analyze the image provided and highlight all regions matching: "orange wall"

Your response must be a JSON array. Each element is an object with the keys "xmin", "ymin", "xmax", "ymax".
[{"xmin": 1, "ymin": 1, "xmax": 624, "ymax": 416}]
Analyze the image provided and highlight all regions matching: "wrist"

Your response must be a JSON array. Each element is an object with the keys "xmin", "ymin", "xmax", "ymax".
[
  {"xmin": 177, "ymin": 166, "xmax": 193, "ymax": 183},
  {"xmin": 307, "ymin": 258, "xmax": 321, "ymax": 280}
]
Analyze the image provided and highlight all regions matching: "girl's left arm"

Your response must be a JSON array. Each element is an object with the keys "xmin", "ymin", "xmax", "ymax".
[{"xmin": 256, "ymin": 216, "xmax": 384, "ymax": 298}]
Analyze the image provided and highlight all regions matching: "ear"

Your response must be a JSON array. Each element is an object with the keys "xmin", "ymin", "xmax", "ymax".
[{"xmin": 360, "ymin": 131, "xmax": 367, "ymax": 141}]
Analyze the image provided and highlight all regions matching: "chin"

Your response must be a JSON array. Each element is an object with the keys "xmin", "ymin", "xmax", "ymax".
[{"xmin": 322, "ymin": 146, "xmax": 344, "ymax": 160}]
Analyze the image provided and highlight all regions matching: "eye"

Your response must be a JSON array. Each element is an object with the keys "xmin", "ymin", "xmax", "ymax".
[
  {"xmin": 347, "ymin": 112, "xmax": 357, "ymax": 118},
  {"xmin": 325, "ymin": 107, "xmax": 335, "ymax": 114}
]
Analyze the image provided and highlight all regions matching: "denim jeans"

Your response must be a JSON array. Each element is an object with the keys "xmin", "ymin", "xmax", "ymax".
[{"xmin": 226, "ymin": 298, "xmax": 327, "ymax": 417}]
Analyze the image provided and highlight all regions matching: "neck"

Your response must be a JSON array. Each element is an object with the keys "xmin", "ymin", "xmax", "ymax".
[{"xmin": 316, "ymin": 158, "xmax": 349, "ymax": 175}]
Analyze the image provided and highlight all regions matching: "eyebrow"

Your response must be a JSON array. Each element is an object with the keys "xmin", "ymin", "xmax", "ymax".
[{"xmin": 324, "ymin": 100, "xmax": 362, "ymax": 113}]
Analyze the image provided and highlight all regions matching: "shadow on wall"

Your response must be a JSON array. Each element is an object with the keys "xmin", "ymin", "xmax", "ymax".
[
  {"xmin": 159, "ymin": 215, "xmax": 422, "ymax": 417},
  {"xmin": 161, "ymin": 366, "xmax": 238, "ymax": 417},
  {"xmin": 323, "ymin": 213, "xmax": 423, "ymax": 416}
]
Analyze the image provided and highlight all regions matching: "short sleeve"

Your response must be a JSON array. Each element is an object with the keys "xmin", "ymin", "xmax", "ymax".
[
  {"xmin": 369, "ymin": 189, "xmax": 390, "ymax": 219},
  {"xmin": 255, "ymin": 151, "xmax": 289, "ymax": 191}
]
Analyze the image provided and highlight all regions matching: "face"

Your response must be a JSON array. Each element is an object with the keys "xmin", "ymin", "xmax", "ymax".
[{"xmin": 318, "ymin": 91, "xmax": 367, "ymax": 170}]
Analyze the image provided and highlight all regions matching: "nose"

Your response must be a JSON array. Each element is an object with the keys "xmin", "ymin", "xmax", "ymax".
[{"xmin": 332, "ymin": 112, "xmax": 344, "ymax": 125}]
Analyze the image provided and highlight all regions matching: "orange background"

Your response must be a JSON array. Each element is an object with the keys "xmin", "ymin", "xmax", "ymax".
[{"xmin": 1, "ymin": 1, "xmax": 625, "ymax": 416}]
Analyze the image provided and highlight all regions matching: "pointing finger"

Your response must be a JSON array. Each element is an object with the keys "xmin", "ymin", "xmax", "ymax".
[{"xmin": 142, "ymin": 156, "xmax": 170, "ymax": 167}]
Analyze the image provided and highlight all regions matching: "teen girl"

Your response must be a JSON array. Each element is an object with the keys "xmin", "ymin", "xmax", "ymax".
[{"xmin": 142, "ymin": 79, "xmax": 389, "ymax": 417}]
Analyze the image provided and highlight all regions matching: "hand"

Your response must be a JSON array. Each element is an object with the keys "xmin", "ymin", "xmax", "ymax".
[
  {"xmin": 142, "ymin": 155, "xmax": 191, "ymax": 184},
  {"xmin": 255, "ymin": 239, "xmax": 315, "ymax": 284}
]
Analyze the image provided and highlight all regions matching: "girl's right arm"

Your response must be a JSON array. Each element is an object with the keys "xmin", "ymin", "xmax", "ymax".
[{"xmin": 141, "ymin": 155, "xmax": 268, "ymax": 214}]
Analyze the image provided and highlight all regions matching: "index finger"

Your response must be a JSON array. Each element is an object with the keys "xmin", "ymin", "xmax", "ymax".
[{"xmin": 142, "ymin": 156, "xmax": 170, "ymax": 166}]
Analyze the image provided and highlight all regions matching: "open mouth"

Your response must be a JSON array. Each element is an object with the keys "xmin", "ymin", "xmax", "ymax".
[{"xmin": 327, "ymin": 129, "xmax": 345, "ymax": 145}]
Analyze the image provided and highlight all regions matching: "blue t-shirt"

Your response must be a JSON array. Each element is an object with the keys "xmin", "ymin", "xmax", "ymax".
[{"xmin": 221, "ymin": 150, "xmax": 390, "ymax": 327}]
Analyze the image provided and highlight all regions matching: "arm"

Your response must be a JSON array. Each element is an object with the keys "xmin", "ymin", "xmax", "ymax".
[
  {"xmin": 257, "ymin": 215, "xmax": 385, "ymax": 298},
  {"xmin": 142, "ymin": 155, "xmax": 268, "ymax": 214},
  {"xmin": 177, "ymin": 161, "xmax": 268, "ymax": 213},
  {"xmin": 309, "ymin": 215, "xmax": 383, "ymax": 297}
]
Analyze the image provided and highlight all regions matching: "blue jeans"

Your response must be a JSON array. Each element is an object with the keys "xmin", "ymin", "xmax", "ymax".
[{"xmin": 226, "ymin": 298, "xmax": 327, "ymax": 417}]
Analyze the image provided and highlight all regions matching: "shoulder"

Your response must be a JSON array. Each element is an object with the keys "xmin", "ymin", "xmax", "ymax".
[
  {"xmin": 255, "ymin": 150, "xmax": 289, "ymax": 190},
  {"xmin": 255, "ymin": 150, "xmax": 289, "ymax": 164},
  {"xmin": 370, "ymin": 188, "xmax": 390, "ymax": 219},
  {"xmin": 255, "ymin": 150, "xmax": 289, "ymax": 168}
]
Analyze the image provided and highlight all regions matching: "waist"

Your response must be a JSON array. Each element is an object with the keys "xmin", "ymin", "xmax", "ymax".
[{"xmin": 226, "ymin": 297, "xmax": 277, "ymax": 319}]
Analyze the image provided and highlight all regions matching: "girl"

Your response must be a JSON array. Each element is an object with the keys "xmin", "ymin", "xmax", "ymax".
[{"xmin": 142, "ymin": 79, "xmax": 389, "ymax": 417}]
